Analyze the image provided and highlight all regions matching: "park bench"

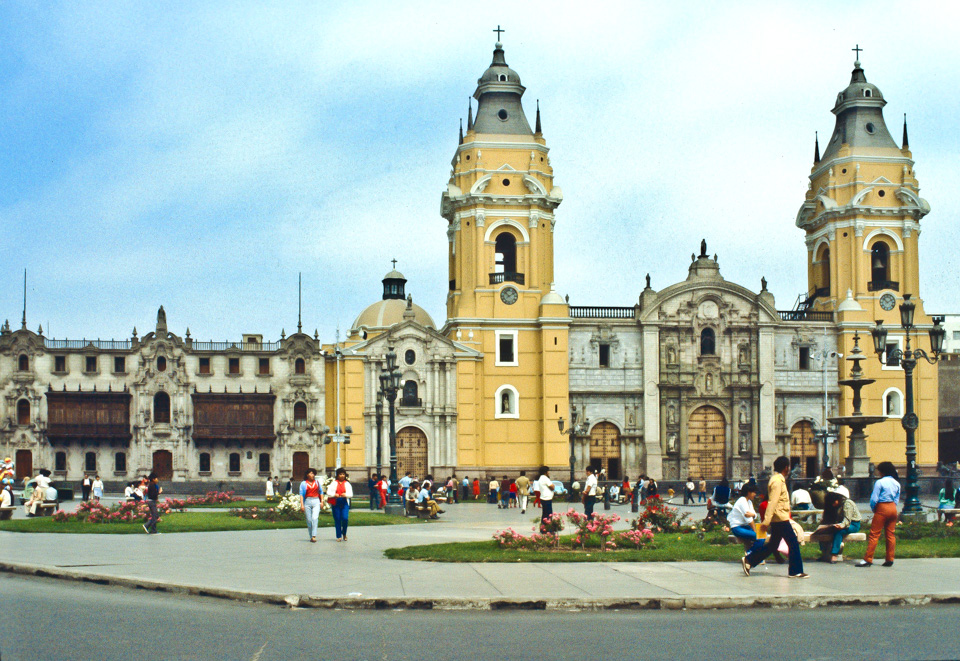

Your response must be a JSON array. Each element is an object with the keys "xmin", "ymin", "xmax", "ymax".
[
  {"xmin": 791, "ymin": 509, "xmax": 823, "ymax": 522},
  {"xmin": 936, "ymin": 508, "xmax": 960, "ymax": 522},
  {"xmin": 405, "ymin": 500, "xmax": 433, "ymax": 519},
  {"xmin": 28, "ymin": 502, "xmax": 58, "ymax": 517},
  {"xmin": 0, "ymin": 506, "xmax": 15, "ymax": 520},
  {"xmin": 728, "ymin": 531, "xmax": 866, "ymax": 547}
]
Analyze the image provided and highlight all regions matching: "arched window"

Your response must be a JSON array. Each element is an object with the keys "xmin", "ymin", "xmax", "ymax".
[
  {"xmin": 294, "ymin": 401, "xmax": 307, "ymax": 429},
  {"xmin": 153, "ymin": 391, "xmax": 171, "ymax": 424},
  {"xmin": 156, "ymin": 356, "xmax": 166, "ymax": 372},
  {"xmin": 115, "ymin": 452, "xmax": 127, "ymax": 472},
  {"xmin": 817, "ymin": 246, "xmax": 831, "ymax": 293},
  {"xmin": 884, "ymin": 388, "xmax": 903, "ymax": 417},
  {"xmin": 17, "ymin": 354, "xmax": 28, "ymax": 371},
  {"xmin": 494, "ymin": 233, "xmax": 517, "ymax": 274},
  {"xmin": 85, "ymin": 451, "xmax": 97, "ymax": 472},
  {"xmin": 199, "ymin": 452, "xmax": 211, "ymax": 473},
  {"xmin": 17, "ymin": 399, "xmax": 30, "ymax": 425},
  {"xmin": 871, "ymin": 241, "xmax": 890, "ymax": 285},
  {"xmin": 259, "ymin": 453, "xmax": 270, "ymax": 473},
  {"xmin": 55, "ymin": 451, "xmax": 67, "ymax": 472},
  {"xmin": 295, "ymin": 358, "xmax": 306, "ymax": 375},
  {"xmin": 229, "ymin": 452, "xmax": 241, "ymax": 473},
  {"xmin": 494, "ymin": 385, "xmax": 519, "ymax": 419},
  {"xmin": 700, "ymin": 328, "xmax": 716, "ymax": 356},
  {"xmin": 402, "ymin": 380, "xmax": 419, "ymax": 406}
]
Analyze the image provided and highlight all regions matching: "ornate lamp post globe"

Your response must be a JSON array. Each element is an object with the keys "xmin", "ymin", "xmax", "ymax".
[
  {"xmin": 869, "ymin": 294, "xmax": 945, "ymax": 515},
  {"xmin": 380, "ymin": 344, "xmax": 404, "ymax": 515}
]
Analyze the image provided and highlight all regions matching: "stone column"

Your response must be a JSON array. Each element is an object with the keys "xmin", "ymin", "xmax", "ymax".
[{"xmin": 642, "ymin": 327, "xmax": 662, "ymax": 479}]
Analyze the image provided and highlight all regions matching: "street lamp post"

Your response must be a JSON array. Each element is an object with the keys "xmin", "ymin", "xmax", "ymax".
[
  {"xmin": 380, "ymin": 345, "xmax": 403, "ymax": 515},
  {"xmin": 375, "ymin": 397, "xmax": 384, "ymax": 482},
  {"xmin": 558, "ymin": 406, "xmax": 589, "ymax": 502},
  {"xmin": 813, "ymin": 329, "xmax": 841, "ymax": 473},
  {"xmin": 869, "ymin": 294, "xmax": 945, "ymax": 515}
]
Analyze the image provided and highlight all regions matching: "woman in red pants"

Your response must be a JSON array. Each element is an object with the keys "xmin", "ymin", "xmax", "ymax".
[{"xmin": 856, "ymin": 461, "xmax": 901, "ymax": 568}]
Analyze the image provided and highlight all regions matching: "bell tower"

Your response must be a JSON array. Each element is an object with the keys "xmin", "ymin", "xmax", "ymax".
[
  {"xmin": 795, "ymin": 51, "xmax": 938, "ymax": 470},
  {"xmin": 441, "ymin": 38, "xmax": 569, "ymax": 472}
]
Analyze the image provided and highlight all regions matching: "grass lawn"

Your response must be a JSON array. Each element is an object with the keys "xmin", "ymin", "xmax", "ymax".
[
  {"xmin": 385, "ymin": 529, "xmax": 960, "ymax": 563},
  {"xmin": 0, "ymin": 511, "xmax": 417, "ymax": 534}
]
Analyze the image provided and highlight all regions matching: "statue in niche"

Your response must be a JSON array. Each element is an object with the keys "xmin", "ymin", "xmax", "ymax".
[
  {"xmin": 777, "ymin": 410, "xmax": 785, "ymax": 429},
  {"xmin": 667, "ymin": 432, "xmax": 678, "ymax": 454},
  {"xmin": 666, "ymin": 403, "xmax": 677, "ymax": 426},
  {"xmin": 739, "ymin": 401, "xmax": 750, "ymax": 425},
  {"xmin": 501, "ymin": 392, "xmax": 511, "ymax": 414},
  {"xmin": 627, "ymin": 407, "xmax": 635, "ymax": 428},
  {"xmin": 739, "ymin": 344, "xmax": 749, "ymax": 365},
  {"xmin": 666, "ymin": 345, "xmax": 677, "ymax": 365},
  {"xmin": 739, "ymin": 432, "xmax": 749, "ymax": 453},
  {"xmin": 705, "ymin": 373, "xmax": 713, "ymax": 392}
]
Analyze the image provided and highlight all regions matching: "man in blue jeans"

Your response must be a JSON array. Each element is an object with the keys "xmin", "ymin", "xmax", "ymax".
[
  {"xmin": 368, "ymin": 473, "xmax": 380, "ymax": 510},
  {"xmin": 741, "ymin": 456, "xmax": 808, "ymax": 578}
]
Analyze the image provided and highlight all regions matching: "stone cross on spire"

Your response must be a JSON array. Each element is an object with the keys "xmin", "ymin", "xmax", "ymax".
[
  {"xmin": 852, "ymin": 43, "xmax": 863, "ymax": 65},
  {"xmin": 493, "ymin": 25, "xmax": 505, "ymax": 41}
]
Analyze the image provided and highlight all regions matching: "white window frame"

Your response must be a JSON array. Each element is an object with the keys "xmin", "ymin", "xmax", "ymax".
[
  {"xmin": 882, "ymin": 336, "xmax": 903, "ymax": 371},
  {"xmin": 495, "ymin": 330, "xmax": 519, "ymax": 367},
  {"xmin": 882, "ymin": 387, "xmax": 904, "ymax": 418},
  {"xmin": 494, "ymin": 384, "xmax": 519, "ymax": 419}
]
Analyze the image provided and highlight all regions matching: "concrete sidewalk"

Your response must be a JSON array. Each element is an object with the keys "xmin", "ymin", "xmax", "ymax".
[{"xmin": 2, "ymin": 501, "xmax": 958, "ymax": 610}]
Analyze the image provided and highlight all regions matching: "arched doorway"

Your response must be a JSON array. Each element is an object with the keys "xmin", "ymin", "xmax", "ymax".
[
  {"xmin": 790, "ymin": 420, "xmax": 818, "ymax": 478},
  {"xmin": 396, "ymin": 426, "xmax": 428, "ymax": 478},
  {"xmin": 152, "ymin": 450, "xmax": 173, "ymax": 481},
  {"xmin": 687, "ymin": 406, "xmax": 726, "ymax": 479},
  {"xmin": 292, "ymin": 451, "xmax": 310, "ymax": 480},
  {"xmin": 15, "ymin": 449, "xmax": 32, "ymax": 480},
  {"xmin": 588, "ymin": 422, "xmax": 621, "ymax": 479}
]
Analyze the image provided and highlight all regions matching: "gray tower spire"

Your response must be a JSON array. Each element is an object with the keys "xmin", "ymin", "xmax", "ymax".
[
  {"xmin": 814, "ymin": 131, "xmax": 820, "ymax": 163},
  {"xmin": 535, "ymin": 99, "xmax": 541, "ymax": 134},
  {"xmin": 902, "ymin": 113, "xmax": 909, "ymax": 149},
  {"xmin": 467, "ymin": 99, "xmax": 474, "ymax": 131}
]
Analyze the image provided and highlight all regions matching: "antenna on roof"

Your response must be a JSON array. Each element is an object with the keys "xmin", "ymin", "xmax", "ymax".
[{"xmin": 298, "ymin": 272, "xmax": 303, "ymax": 334}]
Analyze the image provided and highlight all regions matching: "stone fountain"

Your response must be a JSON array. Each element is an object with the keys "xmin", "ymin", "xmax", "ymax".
[{"xmin": 829, "ymin": 332, "xmax": 888, "ymax": 477}]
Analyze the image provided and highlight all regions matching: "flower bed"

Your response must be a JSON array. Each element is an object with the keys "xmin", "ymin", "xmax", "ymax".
[
  {"xmin": 229, "ymin": 493, "xmax": 303, "ymax": 522},
  {"xmin": 495, "ymin": 509, "xmax": 654, "ymax": 552},
  {"xmin": 184, "ymin": 491, "xmax": 244, "ymax": 506},
  {"xmin": 52, "ymin": 498, "xmax": 186, "ymax": 524}
]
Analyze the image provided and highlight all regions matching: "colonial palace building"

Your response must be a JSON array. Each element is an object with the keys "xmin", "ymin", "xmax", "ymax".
[{"xmin": 0, "ymin": 42, "xmax": 943, "ymax": 485}]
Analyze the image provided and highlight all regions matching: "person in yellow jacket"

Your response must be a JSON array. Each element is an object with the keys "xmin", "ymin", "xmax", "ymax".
[{"xmin": 741, "ymin": 456, "xmax": 809, "ymax": 579}]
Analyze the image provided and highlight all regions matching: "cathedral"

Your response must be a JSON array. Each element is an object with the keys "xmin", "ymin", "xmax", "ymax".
[{"xmin": 0, "ymin": 41, "xmax": 941, "ymax": 485}]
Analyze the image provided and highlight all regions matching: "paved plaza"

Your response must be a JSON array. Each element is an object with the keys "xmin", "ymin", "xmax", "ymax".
[{"xmin": 2, "ymin": 497, "xmax": 958, "ymax": 609}]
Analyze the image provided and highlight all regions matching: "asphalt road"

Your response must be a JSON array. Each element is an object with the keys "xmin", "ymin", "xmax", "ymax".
[{"xmin": 2, "ymin": 574, "xmax": 958, "ymax": 661}]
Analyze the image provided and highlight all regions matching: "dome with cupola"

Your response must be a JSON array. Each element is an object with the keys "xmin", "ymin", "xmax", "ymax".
[{"xmin": 350, "ymin": 267, "xmax": 435, "ymax": 334}]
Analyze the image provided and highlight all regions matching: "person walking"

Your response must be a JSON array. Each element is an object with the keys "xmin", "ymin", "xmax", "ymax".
[
  {"xmin": 368, "ymin": 473, "xmax": 380, "ymax": 511},
  {"xmin": 536, "ymin": 466, "xmax": 555, "ymax": 522},
  {"xmin": 515, "ymin": 471, "xmax": 530, "ymax": 514},
  {"xmin": 857, "ymin": 461, "xmax": 901, "ymax": 568},
  {"xmin": 299, "ymin": 469, "xmax": 322, "ymax": 543},
  {"xmin": 741, "ymin": 456, "xmax": 808, "ymax": 578},
  {"xmin": 488, "ymin": 477, "xmax": 499, "ymax": 505},
  {"xmin": 498, "ymin": 475, "xmax": 510, "ymax": 509},
  {"xmin": 92, "ymin": 475, "xmax": 104, "ymax": 503},
  {"xmin": 582, "ymin": 466, "xmax": 598, "ymax": 519},
  {"xmin": 683, "ymin": 476, "xmax": 695, "ymax": 505},
  {"xmin": 81, "ymin": 474, "xmax": 92, "ymax": 502},
  {"xmin": 698, "ymin": 476, "xmax": 707, "ymax": 503},
  {"xmin": 142, "ymin": 473, "xmax": 162, "ymax": 534},
  {"xmin": 327, "ymin": 467, "xmax": 353, "ymax": 542},
  {"xmin": 462, "ymin": 475, "xmax": 471, "ymax": 502},
  {"xmin": 265, "ymin": 475, "xmax": 275, "ymax": 499},
  {"xmin": 399, "ymin": 472, "xmax": 412, "ymax": 500},
  {"xmin": 472, "ymin": 477, "xmax": 480, "ymax": 500}
]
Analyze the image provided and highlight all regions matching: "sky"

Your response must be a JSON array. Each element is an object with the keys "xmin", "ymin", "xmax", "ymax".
[{"xmin": 1, "ymin": 1, "xmax": 959, "ymax": 343}]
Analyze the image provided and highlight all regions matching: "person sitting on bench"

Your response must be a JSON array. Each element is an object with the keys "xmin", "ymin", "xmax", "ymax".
[
  {"xmin": 405, "ymin": 481, "xmax": 420, "ymax": 513},
  {"xmin": 416, "ymin": 483, "xmax": 444, "ymax": 519},
  {"xmin": 810, "ymin": 491, "xmax": 862, "ymax": 563},
  {"xmin": 728, "ymin": 482, "xmax": 763, "ymax": 554},
  {"xmin": 24, "ymin": 469, "xmax": 52, "ymax": 516}
]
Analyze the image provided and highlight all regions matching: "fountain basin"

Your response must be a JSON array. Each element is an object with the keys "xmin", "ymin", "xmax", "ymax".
[{"xmin": 829, "ymin": 416, "xmax": 889, "ymax": 427}]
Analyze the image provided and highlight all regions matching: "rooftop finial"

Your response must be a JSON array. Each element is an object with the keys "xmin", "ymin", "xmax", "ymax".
[
  {"xmin": 459, "ymin": 118, "xmax": 463, "ymax": 145},
  {"xmin": 535, "ymin": 99, "xmax": 542, "ymax": 134},
  {"xmin": 297, "ymin": 272, "xmax": 302, "ymax": 334},
  {"xmin": 814, "ymin": 131, "xmax": 820, "ymax": 163},
  {"xmin": 902, "ymin": 113, "xmax": 909, "ymax": 149},
  {"xmin": 467, "ymin": 99, "xmax": 474, "ymax": 131},
  {"xmin": 493, "ymin": 24, "xmax": 505, "ymax": 44},
  {"xmin": 21, "ymin": 269, "xmax": 26, "ymax": 330},
  {"xmin": 852, "ymin": 43, "xmax": 863, "ymax": 68},
  {"xmin": 391, "ymin": 258, "xmax": 398, "ymax": 269},
  {"xmin": 699, "ymin": 239, "xmax": 707, "ymax": 258}
]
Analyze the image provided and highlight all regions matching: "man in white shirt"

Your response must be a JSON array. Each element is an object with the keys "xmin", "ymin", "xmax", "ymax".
[
  {"xmin": 536, "ymin": 466, "xmax": 555, "ymax": 522},
  {"xmin": 791, "ymin": 487, "xmax": 813, "ymax": 511},
  {"xmin": 582, "ymin": 467, "xmax": 598, "ymax": 519}
]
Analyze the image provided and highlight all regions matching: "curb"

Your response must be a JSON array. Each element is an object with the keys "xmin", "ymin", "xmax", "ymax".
[{"xmin": 3, "ymin": 562, "xmax": 959, "ymax": 612}]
